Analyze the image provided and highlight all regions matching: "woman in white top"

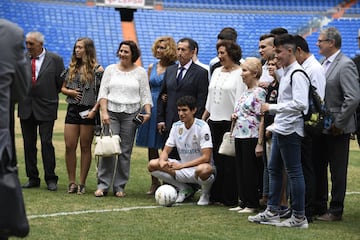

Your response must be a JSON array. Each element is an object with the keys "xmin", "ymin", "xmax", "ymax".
[
  {"xmin": 95, "ymin": 40, "xmax": 152, "ymax": 197},
  {"xmin": 202, "ymin": 40, "xmax": 247, "ymax": 206}
]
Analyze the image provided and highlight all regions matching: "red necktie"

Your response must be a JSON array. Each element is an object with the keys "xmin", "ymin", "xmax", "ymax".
[{"xmin": 31, "ymin": 58, "xmax": 36, "ymax": 86}]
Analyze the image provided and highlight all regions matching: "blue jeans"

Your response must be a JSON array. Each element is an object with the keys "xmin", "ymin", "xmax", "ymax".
[{"xmin": 267, "ymin": 132, "xmax": 305, "ymax": 218}]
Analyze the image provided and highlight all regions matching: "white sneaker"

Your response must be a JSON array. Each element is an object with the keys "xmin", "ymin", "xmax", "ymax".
[
  {"xmin": 175, "ymin": 188, "xmax": 194, "ymax": 203},
  {"xmin": 197, "ymin": 193, "xmax": 210, "ymax": 206},
  {"xmin": 279, "ymin": 207, "xmax": 292, "ymax": 218},
  {"xmin": 238, "ymin": 207, "xmax": 256, "ymax": 213},
  {"xmin": 229, "ymin": 206, "xmax": 243, "ymax": 211},
  {"xmin": 248, "ymin": 209, "xmax": 280, "ymax": 225},
  {"xmin": 276, "ymin": 215, "xmax": 309, "ymax": 229}
]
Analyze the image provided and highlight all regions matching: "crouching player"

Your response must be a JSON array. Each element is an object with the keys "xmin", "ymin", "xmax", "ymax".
[{"xmin": 148, "ymin": 96, "xmax": 215, "ymax": 205}]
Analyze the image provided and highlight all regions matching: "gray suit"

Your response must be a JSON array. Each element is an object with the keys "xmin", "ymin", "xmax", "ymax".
[
  {"xmin": 324, "ymin": 52, "xmax": 360, "ymax": 134},
  {"xmin": 315, "ymin": 52, "xmax": 360, "ymax": 216},
  {"xmin": 0, "ymin": 19, "xmax": 30, "ymax": 168},
  {"xmin": 18, "ymin": 49, "xmax": 64, "ymax": 184}
]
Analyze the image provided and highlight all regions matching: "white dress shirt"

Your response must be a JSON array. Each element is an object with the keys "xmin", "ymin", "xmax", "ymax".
[
  {"xmin": 302, "ymin": 54, "xmax": 326, "ymax": 99},
  {"xmin": 268, "ymin": 61, "xmax": 309, "ymax": 137}
]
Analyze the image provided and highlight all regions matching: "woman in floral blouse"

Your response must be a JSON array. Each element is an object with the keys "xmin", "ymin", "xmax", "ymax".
[{"xmin": 231, "ymin": 57, "xmax": 266, "ymax": 213}]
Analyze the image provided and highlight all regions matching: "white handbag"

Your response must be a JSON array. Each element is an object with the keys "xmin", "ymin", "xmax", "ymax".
[
  {"xmin": 94, "ymin": 128, "xmax": 121, "ymax": 157},
  {"xmin": 218, "ymin": 121, "xmax": 236, "ymax": 157}
]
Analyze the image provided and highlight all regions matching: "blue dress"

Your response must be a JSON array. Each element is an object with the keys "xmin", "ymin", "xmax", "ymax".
[{"xmin": 136, "ymin": 62, "xmax": 166, "ymax": 149}]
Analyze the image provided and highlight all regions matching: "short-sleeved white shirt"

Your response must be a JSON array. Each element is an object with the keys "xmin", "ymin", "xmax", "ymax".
[{"xmin": 166, "ymin": 118, "xmax": 213, "ymax": 164}]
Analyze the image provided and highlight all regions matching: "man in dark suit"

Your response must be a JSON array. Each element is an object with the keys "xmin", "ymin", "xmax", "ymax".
[
  {"xmin": 315, "ymin": 27, "xmax": 360, "ymax": 221},
  {"xmin": 157, "ymin": 37, "xmax": 209, "ymax": 160},
  {"xmin": 0, "ymin": 19, "xmax": 31, "ymax": 240},
  {"xmin": 18, "ymin": 31, "xmax": 65, "ymax": 191}
]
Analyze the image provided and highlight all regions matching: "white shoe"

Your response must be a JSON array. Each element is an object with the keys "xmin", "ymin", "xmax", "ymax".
[
  {"xmin": 175, "ymin": 188, "xmax": 194, "ymax": 203},
  {"xmin": 197, "ymin": 193, "xmax": 210, "ymax": 206},
  {"xmin": 229, "ymin": 206, "xmax": 243, "ymax": 211},
  {"xmin": 238, "ymin": 207, "xmax": 256, "ymax": 213},
  {"xmin": 276, "ymin": 215, "xmax": 309, "ymax": 229},
  {"xmin": 248, "ymin": 209, "xmax": 280, "ymax": 225}
]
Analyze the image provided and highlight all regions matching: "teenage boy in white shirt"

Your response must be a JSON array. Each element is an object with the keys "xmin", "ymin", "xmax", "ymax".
[{"xmin": 148, "ymin": 95, "xmax": 215, "ymax": 206}]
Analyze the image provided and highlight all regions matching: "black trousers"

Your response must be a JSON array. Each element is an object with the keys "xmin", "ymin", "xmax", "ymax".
[
  {"xmin": 313, "ymin": 133, "xmax": 350, "ymax": 216},
  {"xmin": 301, "ymin": 134, "xmax": 321, "ymax": 219},
  {"xmin": 235, "ymin": 138, "xmax": 263, "ymax": 209},
  {"xmin": 208, "ymin": 120, "xmax": 238, "ymax": 206},
  {"xmin": 20, "ymin": 114, "xmax": 58, "ymax": 184}
]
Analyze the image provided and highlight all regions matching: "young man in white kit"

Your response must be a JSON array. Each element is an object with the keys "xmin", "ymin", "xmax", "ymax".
[{"xmin": 148, "ymin": 95, "xmax": 215, "ymax": 205}]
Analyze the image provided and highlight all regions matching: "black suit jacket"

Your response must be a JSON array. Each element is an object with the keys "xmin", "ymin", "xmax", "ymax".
[
  {"xmin": 18, "ymin": 50, "xmax": 64, "ymax": 121},
  {"xmin": 157, "ymin": 62, "xmax": 209, "ymax": 130}
]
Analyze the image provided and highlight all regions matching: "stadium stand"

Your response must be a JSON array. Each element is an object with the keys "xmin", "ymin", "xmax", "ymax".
[
  {"xmin": 162, "ymin": 0, "xmax": 345, "ymax": 12},
  {"xmin": 0, "ymin": 1, "xmax": 122, "ymax": 68},
  {"xmin": 0, "ymin": 0, "xmax": 359, "ymax": 68}
]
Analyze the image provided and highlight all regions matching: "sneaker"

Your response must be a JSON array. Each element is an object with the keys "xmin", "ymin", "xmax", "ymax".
[
  {"xmin": 238, "ymin": 207, "xmax": 256, "ymax": 214},
  {"xmin": 248, "ymin": 209, "xmax": 280, "ymax": 225},
  {"xmin": 276, "ymin": 215, "xmax": 309, "ymax": 229},
  {"xmin": 175, "ymin": 188, "xmax": 194, "ymax": 203},
  {"xmin": 197, "ymin": 193, "xmax": 210, "ymax": 206},
  {"xmin": 229, "ymin": 206, "xmax": 243, "ymax": 211},
  {"xmin": 279, "ymin": 207, "xmax": 292, "ymax": 218}
]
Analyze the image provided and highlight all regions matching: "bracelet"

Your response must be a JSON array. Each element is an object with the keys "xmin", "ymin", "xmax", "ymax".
[{"xmin": 257, "ymin": 141, "xmax": 263, "ymax": 145}]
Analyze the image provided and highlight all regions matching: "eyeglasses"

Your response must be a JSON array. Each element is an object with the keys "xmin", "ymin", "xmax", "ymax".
[{"xmin": 317, "ymin": 39, "xmax": 331, "ymax": 43}]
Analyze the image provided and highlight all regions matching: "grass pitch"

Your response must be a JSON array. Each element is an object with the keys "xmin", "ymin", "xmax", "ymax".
[{"xmin": 11, "ymin": 98, "xmax": 360, "ymax": 240}]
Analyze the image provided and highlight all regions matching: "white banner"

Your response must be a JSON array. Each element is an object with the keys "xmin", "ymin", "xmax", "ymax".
[{"xmin": 104, "ymin": 0, "xmax": 145, "ymax": 8}]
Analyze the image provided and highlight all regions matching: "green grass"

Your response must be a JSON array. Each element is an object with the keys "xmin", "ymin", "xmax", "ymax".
[{"xmin": 11, "ymin": 100, "xmax": 360, "ymax": 240}]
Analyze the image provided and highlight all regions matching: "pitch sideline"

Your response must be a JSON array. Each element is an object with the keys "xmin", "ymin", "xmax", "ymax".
[
  {"xmin": 27, "ymin": 193, "xmax": 360, "ymax": 220},
  {"xmin": 27, "ymin": 203, "xmax": 195, "ymax": 220}
]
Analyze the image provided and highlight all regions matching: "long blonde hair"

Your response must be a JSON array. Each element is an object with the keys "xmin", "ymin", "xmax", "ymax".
[{"xmin": 68, "ymin": 37, "xmax": 98, "ymax": 83}]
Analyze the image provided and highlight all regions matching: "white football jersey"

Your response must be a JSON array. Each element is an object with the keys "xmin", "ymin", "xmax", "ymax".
[{"xmin": 166, "ymin": 118, "xmax": 213, "ymax": 164}]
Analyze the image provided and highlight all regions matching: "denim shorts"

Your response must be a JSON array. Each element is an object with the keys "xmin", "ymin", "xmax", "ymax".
[{"xmin": 65, "ymin": 104, "xmax": 95, "ymax": 125}]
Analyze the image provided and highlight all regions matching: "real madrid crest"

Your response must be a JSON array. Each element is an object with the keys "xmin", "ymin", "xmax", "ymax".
[
  {"xmin": 178, "ymin": 127, "xmax": 183, "ymax": 135},
  {"xmin": 204, "ymin": 133, "xmax": 210, "ymax": 141}
]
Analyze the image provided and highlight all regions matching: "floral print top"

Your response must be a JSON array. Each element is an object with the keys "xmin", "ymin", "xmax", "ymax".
[{"xmin": 232, "ymin": 86, "xmax": 266, "ymax": 139}]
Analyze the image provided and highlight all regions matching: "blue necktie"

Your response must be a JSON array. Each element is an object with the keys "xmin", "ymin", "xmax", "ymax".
[{"xmin": 176, "ymin": 67, "xmax": 185, "ymax": 85}]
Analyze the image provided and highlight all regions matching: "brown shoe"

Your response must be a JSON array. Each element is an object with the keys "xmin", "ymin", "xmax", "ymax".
[{"xmin": 316, "ymin": 213, "xmax": 342, "ymax": 221}]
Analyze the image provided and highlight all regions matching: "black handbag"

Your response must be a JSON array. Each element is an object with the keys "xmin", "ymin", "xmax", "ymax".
[{"xmin": 0, "ymin": 160, "xmax": 29, "ymax": 238}]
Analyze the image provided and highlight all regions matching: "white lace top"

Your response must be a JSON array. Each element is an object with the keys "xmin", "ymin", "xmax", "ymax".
[{"xmin": 97, "ymin": 64, "xmax": 153, "ymax": 113}]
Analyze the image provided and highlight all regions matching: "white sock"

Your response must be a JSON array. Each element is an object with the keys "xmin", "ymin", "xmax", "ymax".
[
  {"xmin": 196, "ymin": 174, "xmax": 215, "ymax": 194},
  {"xmin": 151, "ymin": 170, "xmax": 190, "ymax": 190}
]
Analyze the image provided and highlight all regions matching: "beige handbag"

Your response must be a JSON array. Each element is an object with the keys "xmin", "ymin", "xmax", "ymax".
[
  {"xmin": 94, "ymin": 127, "xmax": 121, "ymax": 157},
  {"xmin": 218, "ymin": 120, "xmax": 235, "ymax": 157}
]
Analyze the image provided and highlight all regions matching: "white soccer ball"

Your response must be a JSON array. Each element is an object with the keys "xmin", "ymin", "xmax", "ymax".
[{"xmin": 155, "ymin": 184, "xmax": 178, "ymax": 207}]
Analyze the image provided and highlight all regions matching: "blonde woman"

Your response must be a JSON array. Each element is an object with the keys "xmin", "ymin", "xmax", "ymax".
[
  {"xmin": 136, "ymin": 36, "xmax": 177, "ymax": 195},
  {"xmin": 232, "ymin": 57, "xmax": 266, "ymax": 213},
  {"xmin": 61, "ymin": 37, "xmax": 104, "ymax": 194}
]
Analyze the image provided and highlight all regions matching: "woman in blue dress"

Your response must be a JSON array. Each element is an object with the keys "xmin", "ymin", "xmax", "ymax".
[{"xmin": 136, "ymin": 36, "xmax": 177, "ymax": 194}]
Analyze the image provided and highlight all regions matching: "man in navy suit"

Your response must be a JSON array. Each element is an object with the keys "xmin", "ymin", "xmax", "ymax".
[
  {"xmin": 157, "ymin": 37, "xmax": 209, "ymax": 160},
  {"xmin": 18, "ymin": 31, "xmax": 64, "ymax": 191},
  {"xmin": 315, "ymin": 27, "xmax": 360, "ymax": 221}
]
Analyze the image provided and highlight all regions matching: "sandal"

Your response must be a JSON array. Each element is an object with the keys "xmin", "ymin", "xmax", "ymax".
[
  {"xmin": 77, "ymin": 185, "xmax": 86, "ymax": 195},
  {"xmin": 68, "ymin": 183, "xmax": 78, "ymax": 194},
  {"xmin": 114, "ymin": 191, "xmax": 126, "ymax": 198},
  {"xmin": 94, "ymin": 189, "xmax": 108, "ymax": 197}
]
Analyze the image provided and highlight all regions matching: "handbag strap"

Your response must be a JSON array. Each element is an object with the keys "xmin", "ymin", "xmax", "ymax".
[
  {"xmin": 100, "ymin": 124, "xmax": 113, "ymax": 138},
  {"xmin": 230, "ymin": 119, "xmax": 235, "ymax": 134}
]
